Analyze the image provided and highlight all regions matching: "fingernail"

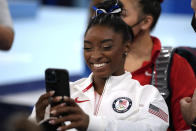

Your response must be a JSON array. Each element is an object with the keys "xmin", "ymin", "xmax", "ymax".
[
  {"xmin": 49, "ymin": 120, "xmax": 55, "ymax": 124},
  {"xmin": 60, "ymin": 103, "xmax": 66, "ymax": 106},
  {"xmin": 50, "ymin": 91, "xmax": 55, "ymax": 95},
  {"xmin": 56, "ymin": 96, "xmax": 62, "ymax": 100},
  {"xmin": 63, "ymin": 96, "xmax": 68, "ymax": 100},
  {"xmin": 56, "ymin": 127, "xmax": 61, "ymax": 131},
  {"xmin": 51, "ymin": 110, "xmax": 56, "ymax": 114}
]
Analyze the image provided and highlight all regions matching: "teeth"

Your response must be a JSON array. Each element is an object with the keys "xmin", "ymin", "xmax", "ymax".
[{"xmin": 94, "ymin": 63, "xmax": 106, "ymax": 68}]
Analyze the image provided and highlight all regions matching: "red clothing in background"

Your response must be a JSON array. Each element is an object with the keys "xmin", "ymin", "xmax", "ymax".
[{"xmin": 132, "ymin": 37, "xmax": 196, "ymax": 130}]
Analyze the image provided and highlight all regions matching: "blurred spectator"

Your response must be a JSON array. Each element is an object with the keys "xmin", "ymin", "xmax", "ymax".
[
  {"xmin": 179, "ymin": 1, "xmax": 196, "ymax": 130},
  {"xmin": 0, "ymin": 0, "xmax": 14, "ymax": 50}
]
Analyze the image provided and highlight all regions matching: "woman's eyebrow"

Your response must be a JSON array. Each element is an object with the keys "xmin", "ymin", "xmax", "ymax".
[
  {"xmin": 84, "ymin": 40, "xmax": 92, "ymax": 44},
  {"xmin": 100, "ymin": 39, "xmax": 113, "ymax": 44}
]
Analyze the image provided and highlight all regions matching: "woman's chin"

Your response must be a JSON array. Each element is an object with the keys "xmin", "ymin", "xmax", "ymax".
[{"xmin": 92, "ymin": 72, "xmax": 110, "ymax": 79}]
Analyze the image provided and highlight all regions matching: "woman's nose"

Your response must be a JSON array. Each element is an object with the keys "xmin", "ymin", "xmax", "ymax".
[{"xmin": 91, "ymin": 48, "xmax": 103, "ymax": 60}]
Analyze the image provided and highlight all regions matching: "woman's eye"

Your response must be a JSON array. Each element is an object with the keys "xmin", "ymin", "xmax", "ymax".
[
  {"xmin": 83, "ymin": 47, "xmax": 92, "ymax": 51},
  {"xmin": 103, "ymin": 46, "xmax": 112, "ymax": 50}
]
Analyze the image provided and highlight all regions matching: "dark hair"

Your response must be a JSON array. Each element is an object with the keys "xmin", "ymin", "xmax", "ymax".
[
  {"xmin": 85, "ymin": 13, "xmax": 133, "ymax": 44},
  {"xmin": 138, "ymin": 0, "xmax": 162, "ymax": 30},
  {"xmin": 94, "ymin": 0, "xmax": 161, "ymax": 31},
  {"xmin": 86, "ymin": 0, "xmax": 133, "ymax": 43}
]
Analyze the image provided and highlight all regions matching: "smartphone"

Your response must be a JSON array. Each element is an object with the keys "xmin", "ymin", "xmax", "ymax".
[
  {"xmin": 45, "ymin": 68, "xmax": 70, "ymax": 97},
  {"xmin": 44, "ymin": 68, "xmax": 70, "ymax": 130}
]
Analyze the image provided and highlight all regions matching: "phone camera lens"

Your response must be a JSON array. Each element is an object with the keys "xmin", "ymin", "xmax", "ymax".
[{"xmin": 46, "ymin": 70, "xmax": 56, "ymax": 83}]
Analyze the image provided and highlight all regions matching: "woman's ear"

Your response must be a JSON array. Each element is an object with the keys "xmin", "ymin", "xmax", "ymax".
[{"xmin": 141, "ymin": 15, "xmax": 153, "ymax": 30}]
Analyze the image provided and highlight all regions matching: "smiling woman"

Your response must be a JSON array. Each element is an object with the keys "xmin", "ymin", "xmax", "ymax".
[
  {"xmin": 29, "ymin": 3, "xmax": 169, "ymax": 131},
  {"xmin": 83, "ymin": 14, "xmax": 131, "ymax": 94},
  {"xmin": 84, "ymin": 13, "xmax": 132, "ymax": 79}
]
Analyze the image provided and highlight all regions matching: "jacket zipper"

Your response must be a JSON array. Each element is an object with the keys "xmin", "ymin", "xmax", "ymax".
[{"xmin": 94, "ymin": 78, "xmax": 109, "ymax": 115}]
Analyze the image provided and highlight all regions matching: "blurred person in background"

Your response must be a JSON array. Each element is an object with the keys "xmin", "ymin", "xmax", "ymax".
[
  {"xmin": 192, "ymin": 0, "xmax": 196, "ymax": 31},
  {"xmin": 92, "ymin": 0, "xmax": 196, "ymax": 130},
  {"xmin": 179, "ymin": 1, "xmax": 196, "ymax": 131},
  {"xmin": 0, "ymin": 0, "xmax": 14, "ymax": 50}
]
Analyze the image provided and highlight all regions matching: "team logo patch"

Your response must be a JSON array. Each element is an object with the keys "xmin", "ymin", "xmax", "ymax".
[{"xmin": 112, "ymin": 97, "xmax": 132, "ymax": 113}]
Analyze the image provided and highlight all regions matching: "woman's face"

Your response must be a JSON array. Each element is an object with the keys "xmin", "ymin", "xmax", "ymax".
[
  {"xmin": 120, "ymin": 0, "xmax": 139, "ymax": 25},
  {"xmin": 84, "ymin": 25, "xmax": 127, "ymax": 78},
  {"xmin": 120, "ymin": 0, "xmax": 144, "ymax": 34}
]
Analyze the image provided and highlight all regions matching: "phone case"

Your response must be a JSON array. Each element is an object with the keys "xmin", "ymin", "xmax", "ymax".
[{"xmin": 45, "ymin": 68, "xmax": 70, "ymax": 97}]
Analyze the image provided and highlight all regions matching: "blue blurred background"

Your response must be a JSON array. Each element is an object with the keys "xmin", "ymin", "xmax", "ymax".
[{"xmin": 0, "ymin": 0, "xmax": 195, "ymax": 126}]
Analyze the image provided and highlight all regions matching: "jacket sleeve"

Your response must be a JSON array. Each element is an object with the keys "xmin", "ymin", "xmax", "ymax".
[
  {"xmin": 87, "ymin": 86, "xmax": 169, "ymax": 131},
  {"xmin": 169, "ymin": 54, "xmax": 196, "ymax": 130},
  {"xmin": 28, "ymin": 106, "xmax": 37, "ymax": 123}
]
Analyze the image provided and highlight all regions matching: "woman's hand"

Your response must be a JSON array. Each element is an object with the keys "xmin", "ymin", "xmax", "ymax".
[
  {"xmin": 35, "ymin": 91, "xmax": 55, "ymax": 122},
  {"xmin": 49, "ymin": 97, "xmax": 89, "ymax": 131},
  {"xmin": 180, "ymin": 89, "xmax": 196, "ymax": 125}
]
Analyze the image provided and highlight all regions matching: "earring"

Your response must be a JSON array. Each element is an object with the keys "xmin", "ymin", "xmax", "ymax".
[{"xmin": 124, "ymin": 52, "xmax": 128, "ymax": 56}]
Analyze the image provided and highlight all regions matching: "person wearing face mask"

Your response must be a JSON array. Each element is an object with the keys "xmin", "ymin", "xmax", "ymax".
[
  {"xmin": 93, "ymin": 0, "xmax": 196, "ymax": 130},
  {"xmin": 179, "ymin": 0, "xmax": 196, "ymax": 131}
]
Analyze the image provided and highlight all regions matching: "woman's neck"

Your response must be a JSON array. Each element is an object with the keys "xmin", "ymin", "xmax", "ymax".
[
  {"xmin": 130, "ymin": 32, "xmax": 153, "ymax": 58},
  {"xmin": 93, "ymin": 76, "xmax": 107, "ymax": 95},
  {"xmin": 124, "ymin": 31, "xmax": 154, "ymax": 72}
]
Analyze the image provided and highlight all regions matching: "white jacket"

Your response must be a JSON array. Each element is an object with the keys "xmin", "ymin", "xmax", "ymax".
[{"xmin": 30, "ymin": 72, "xmax": 169, "ymax": 131}]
